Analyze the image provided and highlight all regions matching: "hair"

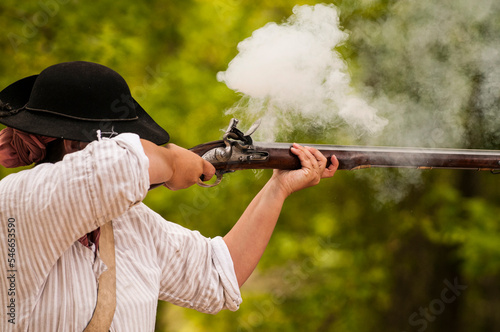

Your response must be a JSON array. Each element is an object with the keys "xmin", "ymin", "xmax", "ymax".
[
  {"xmin": 0, "ymin": 127, "xmax": 60, "ymax": 168},
  {"xmin": 1, "ymin": 127, "xmax": 89, "ymax": 168}
]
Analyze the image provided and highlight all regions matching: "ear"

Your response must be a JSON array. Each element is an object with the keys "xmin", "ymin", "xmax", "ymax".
[{"xmin": 63, "ymin": 140, "xmax": 88, "ymax": 154}]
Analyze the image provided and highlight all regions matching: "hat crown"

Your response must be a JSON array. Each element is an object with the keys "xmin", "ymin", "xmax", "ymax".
[
  {"xmin": 26, "ymin": 61, "xmax": 138, "ymax": 121},
  {"xmin": 0, "ymin": 61, "xmax": 169, "ymax": 144}
]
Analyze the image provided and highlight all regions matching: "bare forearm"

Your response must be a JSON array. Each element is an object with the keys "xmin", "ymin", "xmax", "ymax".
[
  {"xmin": 141, "ymin": 139, "xmax": 173, "ymax": 185},
  {"xmin": 222, "ymin": 146, "xmax": 338, "ymax": 288},
  {"xmin": 223, "ymin": 177, "xmax": 288, "ymax": 287}
]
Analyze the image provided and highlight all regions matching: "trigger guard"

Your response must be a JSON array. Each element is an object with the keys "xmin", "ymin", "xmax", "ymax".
[{"xmin": 197, "ymin": 172, "xmax": 224, "ymax": 188}]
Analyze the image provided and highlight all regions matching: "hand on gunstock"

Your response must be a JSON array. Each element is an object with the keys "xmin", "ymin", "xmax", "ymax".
[
  {"xmin": 141, "ymin": 140, "xmax": 215, "ymax": 190},
  {"xmin": 162, "ymin": 144, "xmax": 216, "ymax": 190},
  {"xmin": 271, "ymin": 143, "xmax": 338, "ymax": 197}
]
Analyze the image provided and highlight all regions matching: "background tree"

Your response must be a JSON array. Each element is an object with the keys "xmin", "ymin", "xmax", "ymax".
[{"xmin": 1, "ymin": 0, "xmax": 499, "ymax": 331}]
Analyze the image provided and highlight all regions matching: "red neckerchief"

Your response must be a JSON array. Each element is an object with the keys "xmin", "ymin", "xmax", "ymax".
[{"xmin": 78, "ymin": 229, "xmax": 101, "ymax": 250}]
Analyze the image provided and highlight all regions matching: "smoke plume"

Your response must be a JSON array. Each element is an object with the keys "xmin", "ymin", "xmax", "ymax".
[
  {"xmin": 350, "ymin": 0, "xmax": 500, "ymax": 149},
  {"xmin": 218, "ymin": 1, "xmax": 500, "ymax": 202},
  {"xmin": 217, "ymin": 4, "xmax": 387, "ymax": 142}
]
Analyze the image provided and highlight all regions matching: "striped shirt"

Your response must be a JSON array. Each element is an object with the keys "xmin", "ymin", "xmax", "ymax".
[{"xmin": 0, "ymin": 134, "xmax": 242, "ymax": 331}]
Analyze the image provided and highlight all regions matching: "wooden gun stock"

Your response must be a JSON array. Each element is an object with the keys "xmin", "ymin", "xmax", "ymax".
[
  {"xmin": 186, "ymin": 119, "xmax": 500, "ymax": 187},
  {"xmin": 190, "ymin": 141, "xmax": 500, "ymax": 173}
]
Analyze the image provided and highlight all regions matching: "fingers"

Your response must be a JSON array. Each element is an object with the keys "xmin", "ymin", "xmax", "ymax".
[
  {"xmin": 291, "ymin": 144, "xmax": 338, "ymax": 179},
  {"xmin": 322, "ymin": 155, "xmax": 339, "ymax": 178},
  {"xmin": 200, "ymin": 159, "xmax": 216, "ymax": 182},
  {"xmin": 290, "ymin": 143, "xmax": 317, "ymax": 171},
  {"xmin": 306, "ymin": 146, "xmax": 328, "ymax": 170},
  {"xmin": 273, "ymin": 144, "xmax": 338, "ymax": 196},
  {"xmin": 163, "ymin": 146, "xmax": 217, "ymax": 190}
]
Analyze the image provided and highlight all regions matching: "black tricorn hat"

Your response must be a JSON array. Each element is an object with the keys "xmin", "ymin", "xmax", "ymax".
[{"xmin": 0, "ymin": 61, "xmax": 170, "ymax": 144}]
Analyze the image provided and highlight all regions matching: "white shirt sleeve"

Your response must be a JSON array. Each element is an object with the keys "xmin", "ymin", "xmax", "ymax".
[
  {"xmin": 149, "ymin": 210, "xmax": 242, "ymax": 313},
  {"xmin": 210, "ymin": 236, "xmax": 243, "ymax": 311},
  {"xmin": 0, "ymin": 133, "xmax": 150, "ymax": 287},
  {"xmin": 112, "ymin": 133, "xmax": 148, "ymax": 165}
]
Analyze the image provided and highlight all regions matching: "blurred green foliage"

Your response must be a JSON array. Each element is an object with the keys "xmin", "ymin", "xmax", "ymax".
[{"xmin": 1, "ymin": 1, "xmax": 499, "ymax": 331}]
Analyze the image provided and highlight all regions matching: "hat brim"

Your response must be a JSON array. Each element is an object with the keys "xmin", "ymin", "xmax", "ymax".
[{"xmin": 0, "ymin": 75, "xmax": 170, "ymax": 145}]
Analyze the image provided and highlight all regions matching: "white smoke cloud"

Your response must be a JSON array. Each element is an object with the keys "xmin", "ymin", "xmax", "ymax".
[
  {"xmin": 344, "ymin": 0, "xmax": 500, "ymax": 203},
  {"xmin": 217, "ymin": 0, "xmax": 500, "ymax": 202},
  {"xmin": 217, "ymin": 4, "xmax": 387, "ymax": 141},
  {"xmin": 350, "ymin": 0, "xmax": 500, "ymax": 149}
]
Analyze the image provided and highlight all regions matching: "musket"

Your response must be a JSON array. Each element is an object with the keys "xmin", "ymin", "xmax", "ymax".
[{"xmin": 190, "ymin": 119, "xmax": 500, "ymax": 187}]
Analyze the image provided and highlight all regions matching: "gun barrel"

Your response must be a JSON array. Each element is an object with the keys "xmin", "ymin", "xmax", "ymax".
[{"xmin": 205, "ymin": 142, "xmax": 500, "ymax": 172}]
